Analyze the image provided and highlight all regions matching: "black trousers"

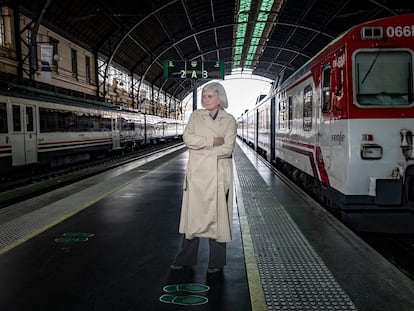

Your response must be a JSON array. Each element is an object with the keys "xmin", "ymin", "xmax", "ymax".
[{"xmin": 174, "ymin": 237, "xmax": 226, "ymax": 269}]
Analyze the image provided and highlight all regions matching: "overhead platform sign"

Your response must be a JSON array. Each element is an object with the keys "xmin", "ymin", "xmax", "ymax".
[{"xmin": 163, "ymin": 60, "xmax": 224, "ymax": 80}]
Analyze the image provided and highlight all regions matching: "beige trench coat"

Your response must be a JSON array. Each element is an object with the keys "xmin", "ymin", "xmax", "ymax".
[{"xmin": 179, "ymin": 108, "xmax": 237, "ymax": 243}]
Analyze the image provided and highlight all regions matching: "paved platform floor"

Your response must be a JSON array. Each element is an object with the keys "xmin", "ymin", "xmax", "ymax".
[
  {"xmin": 0, "ymin": 148, "xmax": 249, "ymax": 311},
  {"xmin": 1, "ymin": 141, "xmax": 414, "ymax": 310}
]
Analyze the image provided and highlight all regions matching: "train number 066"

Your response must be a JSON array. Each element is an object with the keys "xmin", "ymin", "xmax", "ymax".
[{"xmin": 386, "ymin": 25, "xmax": 414, "ymax": 38}]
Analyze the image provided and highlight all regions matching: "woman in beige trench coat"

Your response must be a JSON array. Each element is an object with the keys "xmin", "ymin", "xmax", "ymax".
[{"xmin": 171, "ymin": 82, "xmax": 237, "ymax": 274}]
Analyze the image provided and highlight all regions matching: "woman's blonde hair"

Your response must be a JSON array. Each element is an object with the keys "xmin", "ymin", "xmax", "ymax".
[{"xmin": 201, "ymin": 82, "xmax": 229, "ymax": 109}]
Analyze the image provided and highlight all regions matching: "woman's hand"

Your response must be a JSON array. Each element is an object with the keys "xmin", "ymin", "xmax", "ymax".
[{"xmin": 213, "ymin": 137, "xmax": 224, "ymax": 146}]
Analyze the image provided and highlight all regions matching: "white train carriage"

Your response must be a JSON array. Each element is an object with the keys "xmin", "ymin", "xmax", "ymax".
[
  {"xmin": 274, "ymin": 13, "xmax": 414, "ymax": 215},
  {"xmin": 0, "ymin": 95, "xmax": 124, "ymax": 170},
  {"xmin": 240, "ymin": 13, "xmax": 414, "ymax": 232},
  {"xmin": 0, "ymin": 94, "xmax": 183, "ymax": 174}
]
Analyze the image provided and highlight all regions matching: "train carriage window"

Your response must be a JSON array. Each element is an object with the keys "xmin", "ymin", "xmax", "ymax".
[
  {"xmin": 332, "ymin": 67, "xmax": 344, "ymax": 97},
  {"xmin": 321, "ymin": 66, "xmax": 331, "ymax": 112},
  {"xmin": 40, "ymin": 107, "xmax": 66, "ymax": 132},
  {"xmin": 356, "ymin": 50, "xmax": 413, "ymax": 106},
  {"xmin": 0, "ymin": 102, "xmax": 7, "ymax": 133},
  {"xmin": 288, "ymin": 96, "xmax": 293, "ymax": 129},
  {"xmin": 78, "ymin": 113, "xmax": 90, "ymax": 131},
  {"xmin": 90, "ymin": 114, "xmax": 102, "ymax": 131},
  {"xmin": 26, "ymin": 106, "xmax": 34, "ymax": 132},
  {"xmin": 278, "ymin": 100, "xmax": 287, "ymax": 130},
  {"xmin": 303, "ymin": 85, "xmax": 313, "ymax": 131},
  {"xmin": 102, "ymin": 117, "xmax": 111, "ymax": 131},
  {"xmin": 12, "ymin": 105, "xmax": 21, "ymax": 132}
]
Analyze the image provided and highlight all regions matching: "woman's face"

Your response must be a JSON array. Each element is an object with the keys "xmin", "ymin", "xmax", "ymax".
[{"xmin": 202, "ymin": 89, "xmax": 220, "ymax": 112}]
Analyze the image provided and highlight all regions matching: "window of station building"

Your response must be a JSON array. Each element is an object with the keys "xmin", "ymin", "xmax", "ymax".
[
  {"xmin": 0, "ymin": 102, "xmax": 7, "ymax": 133},
  {"xmin": 85, "ymin": 55, "xmax": 91, "ymax": 84},
  {"xmin": 71, "ymin": 48, "xmax": 78, "ymax": 79},
  {"xmin": 49, "ymin": 37, "xmax": 59, "ymax": 72},
  {"xmin": 303, "ymin": 85, "xmax": 313, "ymax": 131},
  {"xmin": 25, "ymin": 29, "xmax": 31, "ymax": 46},
  {"xmin": 0, "ymin": 9, "xmax": 5, "ymax": 48}
]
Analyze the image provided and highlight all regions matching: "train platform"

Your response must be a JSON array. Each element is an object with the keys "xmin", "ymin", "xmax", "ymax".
[{"xmin": 1, "ymin": 140, "xmax": 414, "ymax": 310}]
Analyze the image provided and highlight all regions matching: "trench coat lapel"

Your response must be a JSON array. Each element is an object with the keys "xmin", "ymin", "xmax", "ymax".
[{"xmin": 201, "ymin": 109, "xmax": 226, "ymax": 136}]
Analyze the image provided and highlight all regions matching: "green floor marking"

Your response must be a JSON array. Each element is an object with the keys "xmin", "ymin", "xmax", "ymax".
[
  {"xmin": 163, "ymin": 283, "xmax": 210, "ymax": 293},
  {"xmin": 54, "ymin": 237, "xmax": 89, "ymax": 243},
  {"xmin": 159, "ymin": 294, "xmax": 208, "ymax": 306},
  {"xmin": 62, "ymin": 232, "xmax": 94, "ymax": 238},
  {"xmin": 54, "ymin": 232, "xmax": 94, "ymax": 243}
]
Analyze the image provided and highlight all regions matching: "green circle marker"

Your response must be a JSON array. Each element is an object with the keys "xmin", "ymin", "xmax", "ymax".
[
  {"xmin": 163, "ymin": 283, "xmax": 210, "ymax": 293},
  {"xmin": 54, "ymin": 237, "xmax": 89, "ymax": 243},
  {"xmin": 62, "ymin": 232, "xmax": 94, "ymax": 238},
  {"xmin": 159, "ymin": 294, "xmax": 208, "ymax": 306}
]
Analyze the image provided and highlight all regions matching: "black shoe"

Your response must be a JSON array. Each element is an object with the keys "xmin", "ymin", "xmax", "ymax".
[
  {"xmin": 170, "ymin": 263, "xmax": 184, "ymax": 270},
  {"xmin": 207, "ymin": 267, "xmax": 222, "ymax": 274}
]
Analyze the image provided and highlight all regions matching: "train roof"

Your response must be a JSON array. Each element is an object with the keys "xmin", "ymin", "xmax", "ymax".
[
  {"xmin": 15, "ymin": 1, "xmax": 413, "ymax": 101},
  {"xmin": 278, "ymin": 13, "xmax": 414, "ymax": 91}
]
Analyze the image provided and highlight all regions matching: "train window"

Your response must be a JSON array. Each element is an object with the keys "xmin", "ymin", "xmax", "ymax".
[
  {"xmin": 91, "ymin": 115, "xmax": 98, "ymax": 131},
  {"xmin": 40, "ymin": 107, "xmax": 68, "ymax": 132},
  {"xmin": 26, "ymin": 106, "xmax": 34, "ymax": 132},
  {"xmin": 12, "ymin": 105, "xmax": 21, "ymax": 132},
  {"xmin": 355, "ymin": 50, "xmax": 413, "ymax": 106},
  {"xmin": 278, "ymin": 100, "xmax": 287, "ymax": 130},
  {"xmin": 332, "ymin": 67, "xmax": 344, "ymax": 97},
  {"xmin": 78, "ymin": 113, "xmax": 91, "ymax": 131},
  {"xmin": 0, "ymin": 102, "xmax": 7, "ymax": 133},
  {"xmin": 303, "ymin": 85, "xmax": 313, "ymax": 131},
  {"xmin": 102, "ymin": 117, "xmax": 112, "ymax": 131},
  {"xmin": 321, "ymin": 66, "xmax": 331, "ymax": 112},
  {"xmin": 288, "ymin": 97, "xmax": 293, "ymax": 129},
  {"xmin": 121, "ymin": 118, "xmax": 135, "ymax": 131}
]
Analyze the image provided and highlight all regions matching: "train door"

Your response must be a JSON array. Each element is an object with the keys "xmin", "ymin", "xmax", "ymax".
[
  {"xmin": 254, "ymin": 108, "xmax": 259, "ymax": 152},
  {"xmin": 270, "ymin": 96, "xmax": 276, "ymax": 163},
  {"xmin": 10, "ymin": 103, "xmax": 38, "ymax": 166},
  {"xmin": 319, "ymin": 65, "xmax": 332, "ymax": 165},
  {"xmin": 112, "ymin": 116, "xmax": 121, "ymax": 149}
]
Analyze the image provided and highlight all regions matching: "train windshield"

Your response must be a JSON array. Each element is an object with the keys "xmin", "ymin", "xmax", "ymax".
[{"xmin": 355, "ymin": 50, "xmax": 413, "ymax": 106}]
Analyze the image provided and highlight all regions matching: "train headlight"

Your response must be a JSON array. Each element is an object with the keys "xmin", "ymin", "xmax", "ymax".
[{"xmin": 361, "ymin": 144, "xmax": 383, "ymax": 160}]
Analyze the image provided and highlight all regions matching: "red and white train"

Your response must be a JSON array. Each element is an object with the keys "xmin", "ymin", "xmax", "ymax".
[
  {"xmin": 238, "ymin": 13, "xmax": 414, "ymax": 233},
  {"xmin": 0, "ymin": 93, "xmax": 183, "ymax": 174}
]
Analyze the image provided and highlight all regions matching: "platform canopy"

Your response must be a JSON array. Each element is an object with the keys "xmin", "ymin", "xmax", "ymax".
[{"xmin": 13, "ymin": 0, "xmax": 413, "ymax": 100}]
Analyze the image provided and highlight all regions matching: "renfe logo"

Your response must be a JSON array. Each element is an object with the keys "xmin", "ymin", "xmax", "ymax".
[
  {"xmin": 331, "ymin": 131, "xmax": 345, "ymax": 145},
  {"xmin": 333, "ymin": 55, "xmax": 345, "ymax": 68}
]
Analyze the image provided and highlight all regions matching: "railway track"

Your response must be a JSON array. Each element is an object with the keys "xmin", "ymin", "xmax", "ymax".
[{"xmin": 359, "ymin": 233, "xmax": 414, "ymax": 281}]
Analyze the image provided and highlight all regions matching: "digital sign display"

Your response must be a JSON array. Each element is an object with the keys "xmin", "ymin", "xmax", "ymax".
[{"xmin": 163, "ymin": 60, "xmax": 224, "ymax": 80}]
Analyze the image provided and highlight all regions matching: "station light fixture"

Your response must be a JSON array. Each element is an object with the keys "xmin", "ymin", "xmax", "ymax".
[
  {"xmin": 234, "ymin": 0, "xmax": 251, "ymax": 68},
  {"xmin": 233, "ymin": 0, "xmax": 276, "ymax": 69}
]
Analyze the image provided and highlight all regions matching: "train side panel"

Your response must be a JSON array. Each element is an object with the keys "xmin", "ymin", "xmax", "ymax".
[{"xmin": 0, "ymin": 94, "xmax": 183, "ymax": 174}]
